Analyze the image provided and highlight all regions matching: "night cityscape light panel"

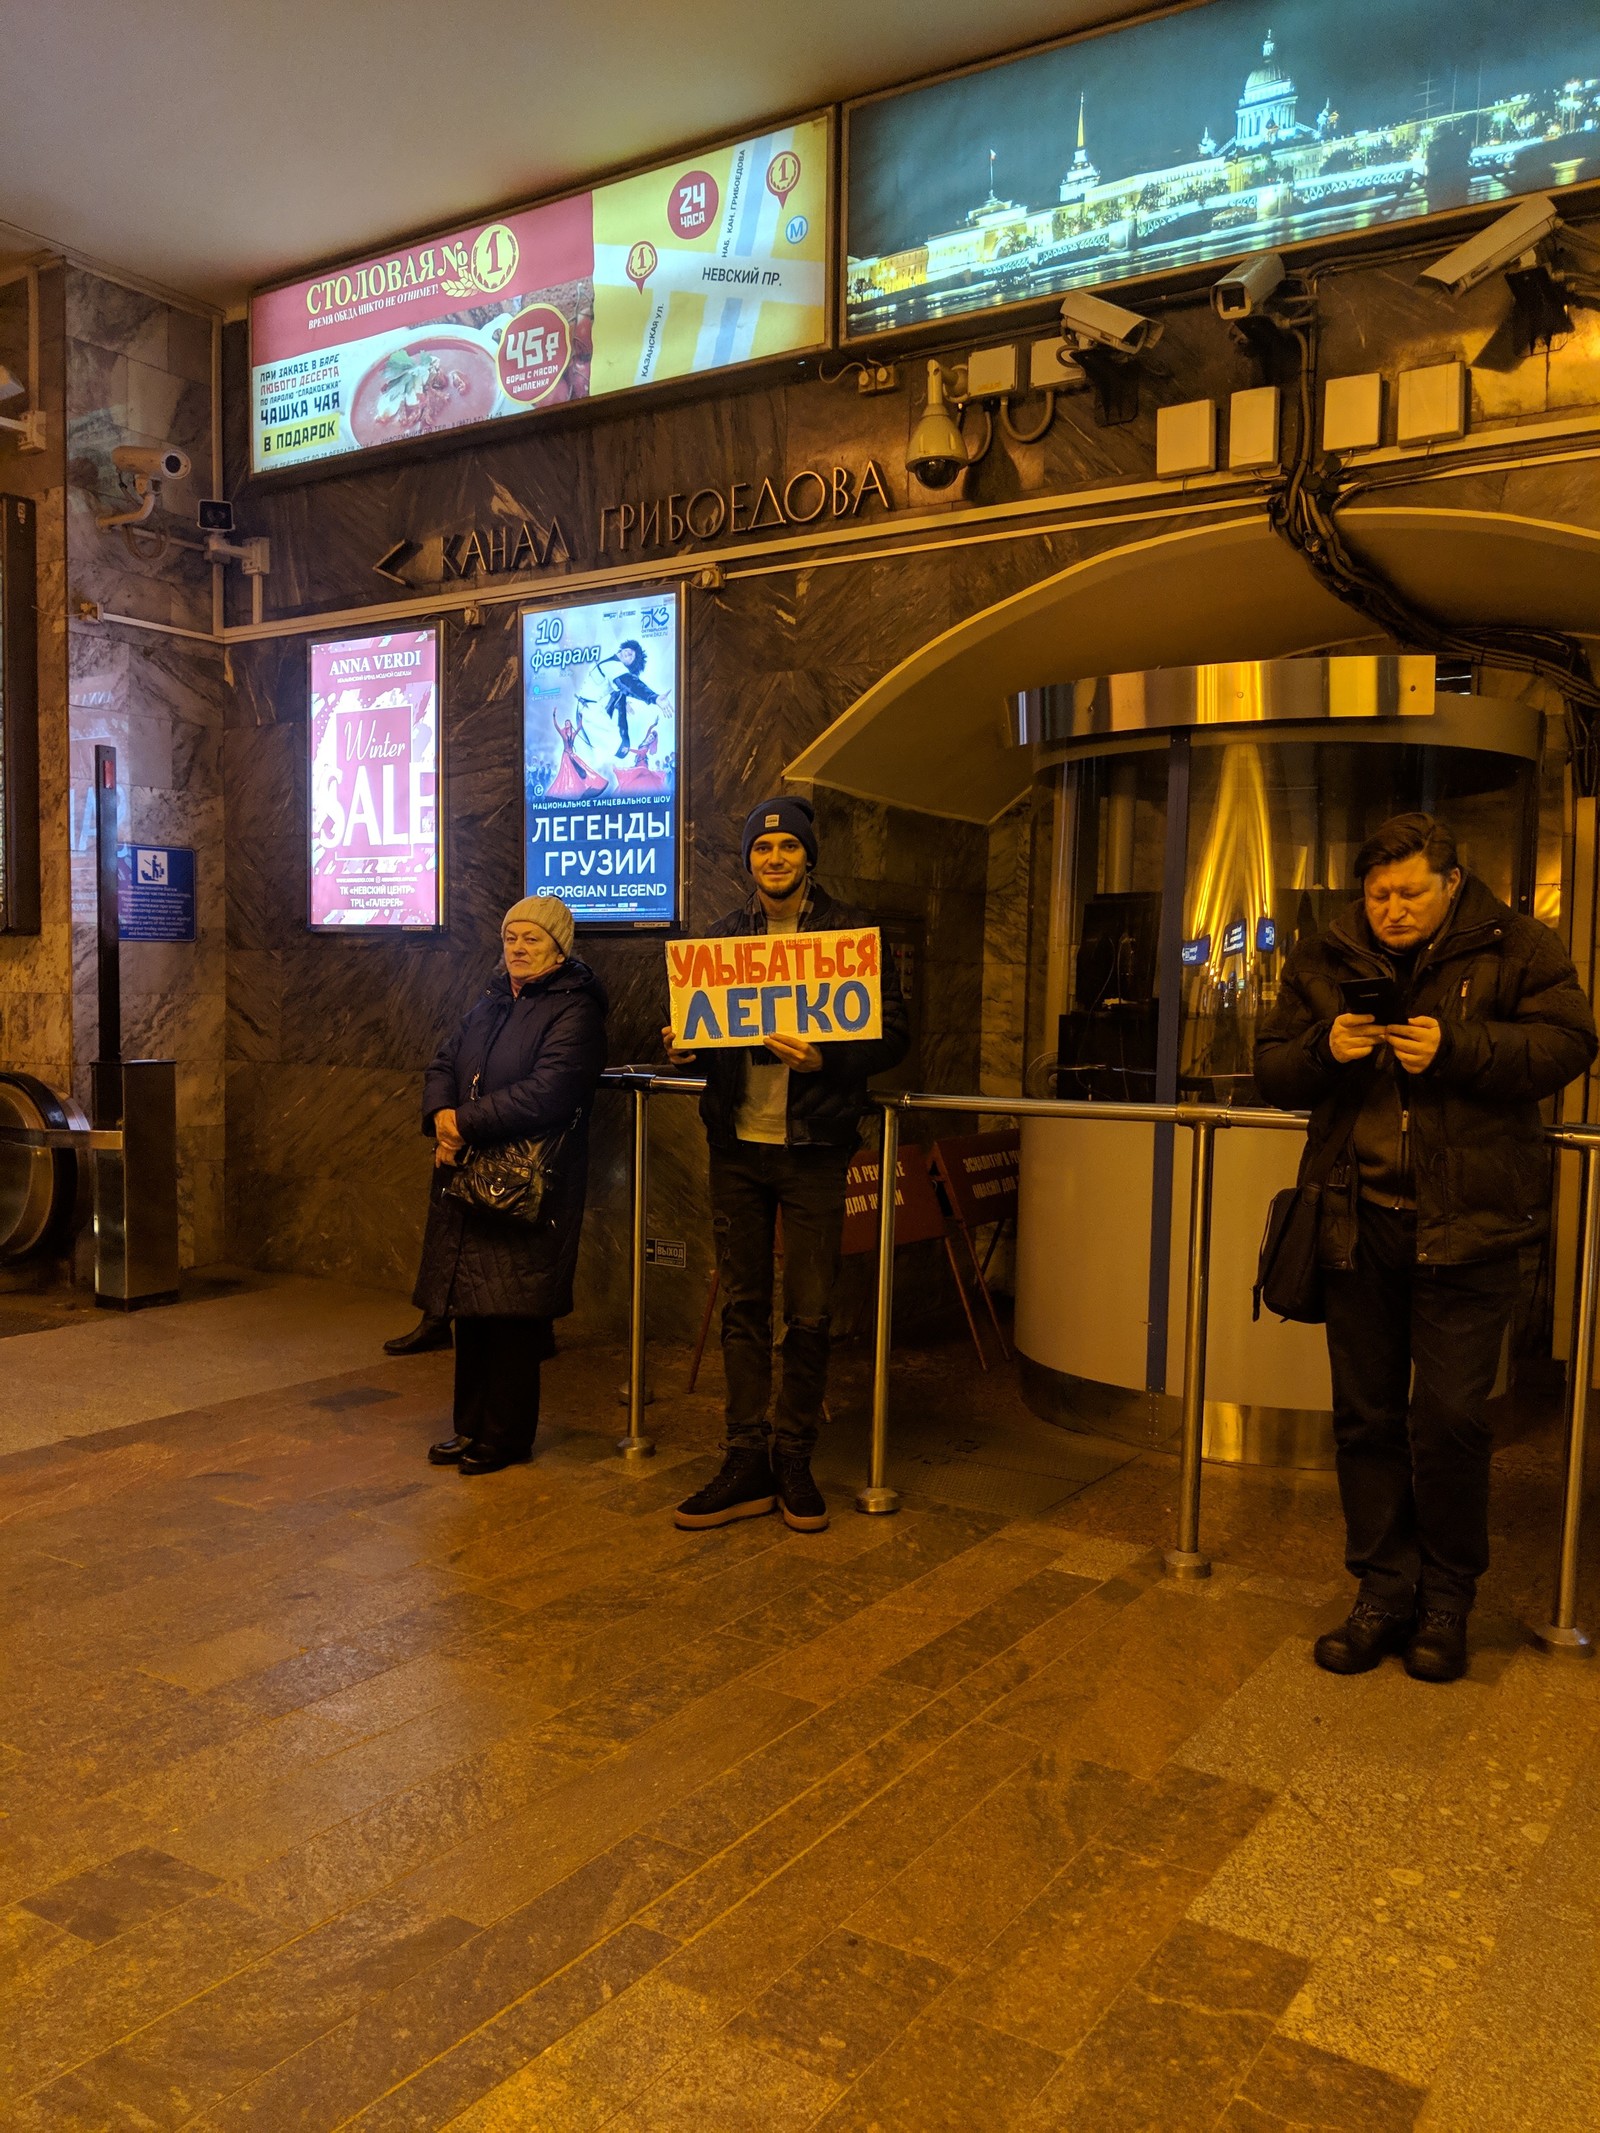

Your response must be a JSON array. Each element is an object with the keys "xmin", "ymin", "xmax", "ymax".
[{"xmin": 844, "ymin": 0, "xmax": 1600, "ymax": 337}]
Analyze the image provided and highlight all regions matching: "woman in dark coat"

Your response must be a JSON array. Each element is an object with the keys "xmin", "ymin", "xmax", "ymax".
[{"xmin": 416, "ymin": 894, "xmax": 608, "ymax": 1473}]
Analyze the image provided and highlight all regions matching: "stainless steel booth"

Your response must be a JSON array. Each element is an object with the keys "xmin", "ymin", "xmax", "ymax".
[{"xmin": 1013, "ymin": 656, "xmax": 1548, "ymax": 1467}]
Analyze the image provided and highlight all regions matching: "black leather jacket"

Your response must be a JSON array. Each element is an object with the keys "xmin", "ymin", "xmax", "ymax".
[
  {"xmin": 682, "ymin": 881, "xmax": 910, "ymax": 1151},
  {"xmin": 1254, "ymin": 876, "xmax": 1596, "ymax": 1266}
]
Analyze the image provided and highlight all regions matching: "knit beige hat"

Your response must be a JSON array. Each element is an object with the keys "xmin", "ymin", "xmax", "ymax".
[{"xmin": 501, "ymin": 894, "xmax": 575, "ymax": 958}]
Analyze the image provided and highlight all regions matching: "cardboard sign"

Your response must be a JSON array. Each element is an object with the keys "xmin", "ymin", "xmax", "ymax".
[
  {"xmin": 666, "ymin": 927, "xmax": 882, "ymax": 1050},
  {"xmin": 839, "ymin": 1147, "xmax": 949, "ymax": 1256},
  {"xmin": 931, "ymin": 1131, "xmax": 1020, "ymax": 1231}
]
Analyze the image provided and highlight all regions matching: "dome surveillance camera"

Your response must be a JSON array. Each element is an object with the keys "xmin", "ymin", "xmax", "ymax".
[
  {"xmin": 112, "ymin": 444, "xmax": 191, "ymax": 483},
  {"xmin": 906, "ymin": 360, "xmax": 970, "ymax": 489}
]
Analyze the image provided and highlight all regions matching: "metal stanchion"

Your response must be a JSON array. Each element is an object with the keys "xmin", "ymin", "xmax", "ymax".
[
  {"xmin": 1535, "ymin": 1137, "xmax": 1600, "ymax": 1656},
  {"xmin": 617, "ymin": 1083, "xmax": 655, "ymax": 1462},
  {"xmin": 1165, "ymin": 1118, "xmax": 1215, "ymax": 1578},
  {"xmin": 857, "ymin": 1103, "xmax": 902, "ymax": 1514}
]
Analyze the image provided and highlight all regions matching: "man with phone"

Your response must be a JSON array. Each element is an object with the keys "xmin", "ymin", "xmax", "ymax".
[
  {"xmin": 662, "ymin": 796, "xmax": 908, "ymax": 1534},
  {"xmin": 1256, "ymin": 813, "xmax": 1595, "ymax": 1682}
]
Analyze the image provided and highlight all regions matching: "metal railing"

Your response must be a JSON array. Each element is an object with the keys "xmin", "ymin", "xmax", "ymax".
[
  {"xmin": 598, "ymin": 1070, "xmax": 1598, "ymax": 1658},
  {"xmin": 865, "ymin": 1095, "xmax": 1302, "ymax": 1574}
]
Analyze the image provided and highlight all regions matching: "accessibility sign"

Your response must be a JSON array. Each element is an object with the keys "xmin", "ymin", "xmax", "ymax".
[{"xmin": 118, "ymin": 845, "xmax": 197, "ymax": 943}]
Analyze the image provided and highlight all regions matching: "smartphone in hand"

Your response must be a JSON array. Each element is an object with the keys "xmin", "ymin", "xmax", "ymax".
[{"xmin": 1339, "ymin": 976, "xmax": 1406, "ymax": 1025}]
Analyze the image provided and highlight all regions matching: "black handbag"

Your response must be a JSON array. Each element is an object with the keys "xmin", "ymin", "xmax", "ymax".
[
  {"xmin": 1253, "ymin": 1095, "xmax": 1362, "ymax": 1324},
  {"xmin": 441, "ymin": 1075, "xmax": 580, "ymax": 1228}
]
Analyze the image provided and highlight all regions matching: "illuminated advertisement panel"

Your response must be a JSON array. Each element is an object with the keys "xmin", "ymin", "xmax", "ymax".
[
  {"xmin": 844, "ymin": 0, "xmax": 1600, "ymax": 338},
  {"xmin": 308, "ymin": 628, "xmax": 441, "ymax": 930},
  {"xmin": 522, "ymin": 591, "xmax": 679, "ymax": 929},
  {"xmin": 251, "ymin": 117, "xmax": 829, "ymax": 472}
]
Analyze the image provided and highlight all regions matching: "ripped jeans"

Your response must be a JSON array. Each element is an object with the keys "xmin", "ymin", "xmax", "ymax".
[{"xmin": 708, "ymin": 1140, "xmax": 854, "ymax": 1457}]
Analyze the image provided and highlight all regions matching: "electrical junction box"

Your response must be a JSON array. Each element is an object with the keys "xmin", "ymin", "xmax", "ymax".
[
  {"xmin": 1322, "ymin": 372, "xmax": 1385, "ymax": 453},
  {"xmin": 1228, "ymin": 385, "xmax": 1281, "ymax": 470},
  {"xmin": 1156, "ymin": 399, "xmax": 1217, "ymax": 478},
  {"xmin": 1397, "ymin": 360, "xmax": 1467, "ymax": 445},
  {"xmin": 1029, "ymin": 338, "xmax": 1086, "ymax": 392},
  {"xmin": 965, "ymin": 344, "xmax": 1019, "ymax": 399}
]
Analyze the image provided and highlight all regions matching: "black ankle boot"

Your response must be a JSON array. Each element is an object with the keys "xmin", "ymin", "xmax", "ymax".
[
  {"xmin": 773, "ymin": 1450, "xmax": 828, "ymax": 1531},
  {"xmin": 1404, "ymin": 1608, "xmax": 1468, "ymax": 1683},
  {"xmin": 1313, "ymin": 1599, "xmax": 1414, "ymax": 1675},
  {"xmin": 386, "ymin": 1315, "xmax": 453, "ymax": 1357},
  {"xmin": 674, "ymin": 1448, "xmax": 777, "ymax": 1529},
  {"xmin": 458, "ymin": 1442, "xmax": 533, "ymax": 1474}
]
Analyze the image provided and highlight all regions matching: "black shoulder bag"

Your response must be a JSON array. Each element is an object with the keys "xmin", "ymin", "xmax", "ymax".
[
  {"xmin": 441, "ymin": 1070, "xmax": 581, "ymax": 1229},
  {"xmin": 1253, "ymin": 1090, "xmax": 1363, "ymax": 1325}
]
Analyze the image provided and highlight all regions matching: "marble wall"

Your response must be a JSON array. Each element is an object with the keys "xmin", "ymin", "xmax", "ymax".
[
  {"xmin": 65, "ymin": 269, "xmax": 227, "ymax": 1265},
  {"xmin": 0, "ymin": 268, "xmax": 72, "ymax": 1096},
  {"xmin": 212, "ymin": 235, "xmax": 1600, "ymax": 1333}
]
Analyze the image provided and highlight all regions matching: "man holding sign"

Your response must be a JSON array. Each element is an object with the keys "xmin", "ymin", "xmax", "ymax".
[{"xmin": 663, "ymin": 796, "xmax": 908, "ymax": 1533}]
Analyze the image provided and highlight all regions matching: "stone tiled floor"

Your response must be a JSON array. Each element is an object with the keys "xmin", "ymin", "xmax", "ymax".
[{"xmin": 2, "ymin": 1305, "xmax": 1597, "ymax": 2130}]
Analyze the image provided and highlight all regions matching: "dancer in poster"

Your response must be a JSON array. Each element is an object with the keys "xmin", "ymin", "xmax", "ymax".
[
  {"xmin": 614, "ymin": 719, "xmax": 667, "ymax": 795},
  {"xmin": 547, "ymin": 711, "xmax": 608, "ymax": 798},
  {"xmin": 600, "ymin": 639, "xmax": 660, "ymax": 756}
]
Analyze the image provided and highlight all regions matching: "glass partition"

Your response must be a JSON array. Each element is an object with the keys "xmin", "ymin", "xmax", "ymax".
[
  {"xmin": 1179, "ymin": 737, "xmax": 1533, "ymax": 1102},
  {"xmin": 1037, "ymin": 726, "xmax": 1536, "ymax": 1105}
]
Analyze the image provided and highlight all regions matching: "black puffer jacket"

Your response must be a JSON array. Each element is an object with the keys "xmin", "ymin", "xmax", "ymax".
[
  {"xmin": 1254, "ymin": 875, "xmax": 1596, "ymax": 1266},
  {"xmin": 688, "ymin": 882, "xmax": 910, "ymax": 1150},
  {"xmin": 413, "ymin": 957, "xmax": 608, "ymax": 1319}
]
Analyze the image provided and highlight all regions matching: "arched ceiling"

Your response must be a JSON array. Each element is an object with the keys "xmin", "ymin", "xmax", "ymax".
[
  {"xmin": 0, "ymin": 0, "xmax": 1164, "ymax": 309},
  {"xmin": 786, "ymin": 506, "xmax": 1600, "ymax": 822}
]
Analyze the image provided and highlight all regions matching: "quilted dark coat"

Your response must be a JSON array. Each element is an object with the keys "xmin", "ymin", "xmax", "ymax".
[
  {"xmin": 690, "ymin": 882, "xmax": 911, "ymax": 1151},
  {"xmin": 412, "ymin": 957, "xmax": 609, "ymax": 1320},
  {"xmin": 1254, "ymin": 875, "xmax": 1596, "ymax": 1267}
]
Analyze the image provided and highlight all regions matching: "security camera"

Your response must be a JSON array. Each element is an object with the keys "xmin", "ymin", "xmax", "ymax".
[
  {"xmin": 1420, "ymin": 194, "xmax": 1561, "ymax": 299},
  {"xmin": 112, "ymin": 444, "xmax": 192, "ymax": 483},
  {"xmin": 1059, "ymin": 289, "xmax": 1163, "ymax": 357},
  {"xmin": 905, "ymin": 359, "xmax": 970, "ymax": 489},
  {"xmin": 1212, "ymin": 251, "xmax": 1286, "ymax": 320}
]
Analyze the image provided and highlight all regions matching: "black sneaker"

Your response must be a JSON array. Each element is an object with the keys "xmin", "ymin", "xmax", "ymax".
[
  {"xmin": 773, "ymin": 1450, "xmax": 829, "ymax": 1532},
  {"xmin": 1404, "ymin": 1608, "xmax": 1469, "ymax": 1683},
  {"xmin": 674, "ymin": 1449, "xmax": 777, "ymax": 1529},
  {"xmin": 1313, "ymin": 1599, "xmax": 1415, "ymax": 1675}
]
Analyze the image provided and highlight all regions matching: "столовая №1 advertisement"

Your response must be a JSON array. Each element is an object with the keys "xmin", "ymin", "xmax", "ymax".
[
  {"xmin": 523, "ymin": 594, "xmax": 679, "ymax": 926},
  {"xmin": 309, "ymin": 629, "xmax": 441, "ymax": 929},
  {"xmin": 250, "ymin": 119, "xmax": 827, "ymax": 471}
]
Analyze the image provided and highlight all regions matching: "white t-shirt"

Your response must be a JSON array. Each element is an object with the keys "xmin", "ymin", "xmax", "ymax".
[{"xmin": 733, "ymin": 906, "xmax": 800, "ymax": 1145}]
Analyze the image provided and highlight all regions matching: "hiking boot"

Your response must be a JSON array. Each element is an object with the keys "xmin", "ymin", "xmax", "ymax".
[
  {"xmin": 674, "ymin": 1448, "xmax": 777, "ymax": 1529},
  {"xmin": 1312, "ymin": 1599, "xmax": 1414, "ymax": 1675},
  {"xmin": 1404, "ymin": 1608, "xmax": 1469, "ymax": 1683},
  {"xmin": 773, "ymin": 1450, "xmax": 829, "ymax": 1532}
]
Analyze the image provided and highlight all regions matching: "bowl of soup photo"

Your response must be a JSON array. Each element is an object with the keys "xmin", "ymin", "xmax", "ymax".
[{"xmin": 349, "ymin": 335, "xmax": 499, "ymax": 447}]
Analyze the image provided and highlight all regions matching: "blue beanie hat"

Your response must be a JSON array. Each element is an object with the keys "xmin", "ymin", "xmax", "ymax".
[{"xmin": 742, "ymin": 794, "xmax": 818, "ymax": 871}]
